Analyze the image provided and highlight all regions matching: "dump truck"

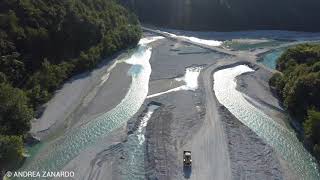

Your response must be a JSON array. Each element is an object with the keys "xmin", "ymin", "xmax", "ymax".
[{"xmin": 183, "ymin": 151, "xmax": 192, "ymax": 166}]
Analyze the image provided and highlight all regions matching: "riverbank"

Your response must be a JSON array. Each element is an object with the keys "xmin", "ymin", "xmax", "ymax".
[
  {"xmin": 144, "ymin": 25, "xmax": 320, "ymax": 42},
  {"xmin": 141, "ymin": 38, "xmax": 298, "ymax": 179},
  {"xmin": 133, "ymin": 38, "xmax": 228, "ymax": 179},
  {"xmin": 20, "ymin": 35, "xmax": 160, "ymax": 179},
  {"xmin": 215, "ymin": 62, "xmax": 298, "ymax": 179},
  {"xmin": 30, "ymin": 56, "xmax": 132, "ymax": 140},
  {"xmin": 236, "ymin": 65, "xmax": 288, "ymax": 128},
  {"xmin": 141, "ymin": 34, "xmax": 306, "ymax": 179},
  {"xmin": 22, "ymin": 30, "xmax": 319, "ymax": 179},
  {"xmin": 114, "ymin": 37, "xmax": 305, "ymax": 179}
]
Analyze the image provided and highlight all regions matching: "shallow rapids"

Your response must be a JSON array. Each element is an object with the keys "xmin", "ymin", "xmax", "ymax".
[
  {"xmin": 213, "ymin": 65, "xmax": 320, "ymax": 179},
  {"xmin": 20, "ymin": 37, "xmax": 163, "ymax": 176}
]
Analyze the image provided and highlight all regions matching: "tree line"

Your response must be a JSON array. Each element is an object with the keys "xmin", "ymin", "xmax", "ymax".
[
  {"xmin": 269, "ymin": 44, "xmax": 320, "ymax": 161},
  {"xmin": 123, "ymin": 0, "xmax": 320, "ymax": 31},
  {"xmin": 0, "ymin": 0, "xmax": 141, "ymax": 174}
]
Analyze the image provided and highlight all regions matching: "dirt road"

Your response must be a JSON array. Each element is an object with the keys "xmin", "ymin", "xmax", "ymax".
[{"xmin": 183, "ymin": 60, "xmax": 233, "ymax": 180}]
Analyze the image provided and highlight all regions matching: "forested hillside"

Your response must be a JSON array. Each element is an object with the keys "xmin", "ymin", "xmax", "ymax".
[
  {"xmin": 123, "ymin": 0, "xmax": 320, "ymax": 31},
  {"xmin": 269, "ymin": 44, "xmax": 320, "ymax": 161},
  {"xmin": 0, "ymin": 0, "xmax": 141, "ymax": 173}
]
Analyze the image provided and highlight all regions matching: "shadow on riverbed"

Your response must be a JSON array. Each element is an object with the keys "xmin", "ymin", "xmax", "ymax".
[{"xmin": 183, "ymin": 166, "xmax": 192, "ymax": 179}]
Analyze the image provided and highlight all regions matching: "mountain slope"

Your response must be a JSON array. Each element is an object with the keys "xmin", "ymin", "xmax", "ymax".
[
  {"xmin": 0, "ymin": 0, "xmax": 141, "ymax": 174},
  {"xmin": 123, "ymin": 0, "xmax": 320, "ymax": 31}
]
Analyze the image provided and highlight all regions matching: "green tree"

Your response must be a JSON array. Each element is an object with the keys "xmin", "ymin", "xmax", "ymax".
[
  {"xmin": 304, "ymin": 110, "xmax": 320, "ymax": 144},
  {"xmin": 0, "ymin": 0, "xmax": 141, "ymax": 171},
  {"xmin": 0, "ymin": 135, "xmax": 24, "ymax": 174},
  {"xmin": 304, "ymin": 110, "xmax": 320, "ymax": 160},
  {"xmin": 271, "ymin": 44, "xmax": 320, "ymax": 162},
  {"xmin": 0, "ymin": 83, "xmax": 34, "ymax": 135}
]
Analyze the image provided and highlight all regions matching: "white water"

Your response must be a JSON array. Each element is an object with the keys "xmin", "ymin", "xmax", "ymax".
[
  {"xmin": 137, "ymin": 105, "xmax": 160, "ymax": 145},
  {"xmin": 180, "ymin": 36, "xmax": 223, "ymax": 46},
  {"xmin": 138, "ymin": 36, "xmax": 164, "ymax": 45},
  {"xmin": 20, "ymin": 37, "xmax": 162, "ymax": 176},
  {"xmin": 176, "ymin": 66, "xmax": 203, "ymax": 90},
  {"xmin": 122, "ymin": 104, "xmax": 159, "ymax": 179},
  {"xmin": 147, "ymin": 86, "xmax": 184, "ymax": 99},
  {"xmin": 214, "ymin": 65, "xmax": 320, "ymax": 179},
  {"xmin": 147, "ymin": 66, "xmax": 203, "ymax": 98},
  {"xmin": 158, "ymin": 30, "xmax": 222, "ymax": 46}
]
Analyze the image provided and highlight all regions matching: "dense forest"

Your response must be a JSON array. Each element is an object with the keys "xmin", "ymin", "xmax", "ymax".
[
  {"xmin": 0, "ymin": 0, "xmax": 141, "ymax": 174},
  {"xmin": 122, "ymin": 0, "xmax": 320, "ymax": 31},
  {"xmin": 269, "ymin": 44, "xmax": 320, "ymax": 161}
]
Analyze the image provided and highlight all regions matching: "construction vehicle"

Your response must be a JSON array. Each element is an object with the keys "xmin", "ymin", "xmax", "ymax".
[{"xmin": 183, "ymin": 151, "xmax": 192, "ymax": 166}]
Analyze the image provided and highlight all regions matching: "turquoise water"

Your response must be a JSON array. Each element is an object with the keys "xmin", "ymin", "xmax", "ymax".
[
  {"xmin": 214, "ymin": 65, "xmax": 320, "ymax": 180},
  {"xmin": 20, "ymin": 44, "xmax": 153, "ymax": 178},
  {"xmin": 121, "ymin": 105, "xmax": 159, "ymax": 179},
  {"xmin": 223, "ymin": 40, "xmax": 285, "ymax": 51},
  {"xmin": 259, "ymin": 48, "xmax": 285, "ymax": 69}
]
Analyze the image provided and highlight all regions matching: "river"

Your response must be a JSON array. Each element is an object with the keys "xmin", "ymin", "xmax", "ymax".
[
  {"xmin": 259, "ymin": 48, "xmax": 286, "ymax": 69},
  {"xmin": 213, "ymin": 65, "xmax": 320, "ymax": 179},
  {"xmin": 121, "ymin": 104, "xmax": 160, "ymax": 179},
  {"xmin": 19, "ymin": 37, "xmax": 161, "ymax": 177},
  {"xmin": 19, "ymin": 31, "xmax": 320, "ymax": 179}
]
